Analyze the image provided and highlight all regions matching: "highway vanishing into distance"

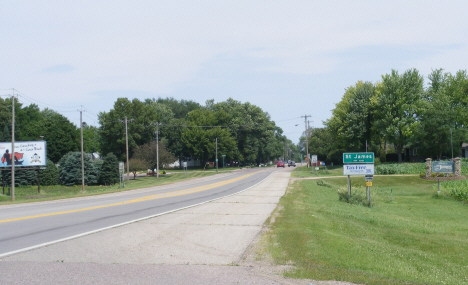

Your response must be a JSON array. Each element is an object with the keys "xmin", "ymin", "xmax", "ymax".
[{"xmin": 0, "ymin": 168, "xmax": 273, "ymax": 258}]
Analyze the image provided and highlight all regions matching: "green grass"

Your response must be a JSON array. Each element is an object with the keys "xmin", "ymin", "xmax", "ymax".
[
  {"xmin": 0, "ymin": 171, "xmax": 218, "ymax": 204},
  {"xmin": 291, "ymin": 165, "xmax": 344, "ymax": 178},
  {"xmin": 265, "ymin": 175, "xmax": 468, "ymax": 284}
]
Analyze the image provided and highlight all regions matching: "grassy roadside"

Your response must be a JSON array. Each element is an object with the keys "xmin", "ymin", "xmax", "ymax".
[
  {"xmin": 264, "ymin": 175, "xmax": 468, "ymax": 284},
  {"xmin": 291, "ymin": 165, "xmax": 344, "ymax": 178},
  {"xmin": 0, "ymin": 171, "xmax": 221, "ymax": 205}
]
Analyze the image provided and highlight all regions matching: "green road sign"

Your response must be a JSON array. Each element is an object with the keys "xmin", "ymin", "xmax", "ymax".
[{"xmin": 343, "ymin": 152, "xmax": 374, "ymax": 164}]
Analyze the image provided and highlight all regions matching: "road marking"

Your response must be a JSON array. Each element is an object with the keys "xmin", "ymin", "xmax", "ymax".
[
  {"xmin": 0, "ymin": 172, "xmax": 256, "ymax": 224},
  {"xmin": 0, "ymin": 171, "xmax": 275, "ymax": 259}
]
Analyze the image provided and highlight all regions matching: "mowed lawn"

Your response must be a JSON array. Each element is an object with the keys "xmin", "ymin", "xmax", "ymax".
[{"xmin": 265, "ymin": 175, "xmax": 468, "ymax": 285}]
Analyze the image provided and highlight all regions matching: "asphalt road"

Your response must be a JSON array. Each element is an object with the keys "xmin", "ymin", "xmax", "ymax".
[{"xmin": 0, "ymin": 168, "xmax": 272, "ymax": 257}]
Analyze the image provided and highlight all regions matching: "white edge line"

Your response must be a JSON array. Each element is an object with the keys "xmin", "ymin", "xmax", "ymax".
[{"xmin": 0, "ymin": 170, "xmax": 276, "ymax": 259}]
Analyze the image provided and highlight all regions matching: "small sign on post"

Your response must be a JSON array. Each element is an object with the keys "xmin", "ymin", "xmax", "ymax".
[{"xmin": 119, "ymin": 162, "xmax": 125, "ymax": 188}]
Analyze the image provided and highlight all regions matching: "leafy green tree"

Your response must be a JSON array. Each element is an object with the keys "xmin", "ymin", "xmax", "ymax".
[
  {"xmin": 414, "ymin": 69, "xmax": 468, "ymax": 159},
  {"xmin": 58, "ymin": 152, "xmax": 98, "ymax": 186},
  {"xmin": 97, "ymin": 153, "xmax": 119, "ymax": 185},
  {"xmin": 307, "ymin": 127, "xmax": 336, "ymax": 163},
  {"xmin": 38, "ymin": 109, "xmax": 79, "ymax": 163},
  {"xmin": 325, "ymin": 81, "xmax": 376, "ymax": 154},
  {"xmin": 39, "ymin": 160, "xmax": 60, "ymax": 186},
  {"xmin": 181, "ymin": 108, "xmax": 236, "ymax": 167},
  {"xmin": 132, "ymin": 139, "xmax": 176, "ymax": 172},
  {"xmin": 128, "ymin": 158, "xmax": 148, "ymax": 179},
  {"xmin": 156, "ymin": 97, "xmax": 201, "ymax": 119},
  {"xmin": 374, "ymin": 69, "xmax": 424, "ymax": 163},
  {"xmin": 99, "ymin": 98, "xmax": 174, "ymax": 161}
]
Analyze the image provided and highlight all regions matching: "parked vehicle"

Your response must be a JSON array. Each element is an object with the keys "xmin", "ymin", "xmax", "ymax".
[
  {"xmin": 277, "ymin": 161, "xmax": 285, "ymax": 168},
  {"xmin": 288, "ymin": 161, "xmax": 296, "ymax": 167}
]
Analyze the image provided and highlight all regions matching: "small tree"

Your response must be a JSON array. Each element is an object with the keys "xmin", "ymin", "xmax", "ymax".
[
  {"xmin": 97, "ymin": 153, "xmax": 119, "ymax": 185},
  {"xmin": 58, "ymin": 152, "xmax": 98, "ymax": 186},
  {"xmin": 40, "ymin": 160, "xmax": 59, "ymax": 186},
  {"xmin": 128, "ymin": 158, "xmax": 148, "ymax": 179},
  {"xmin": 132, "ymin": 138, "xmax": 176, "ymax": 174}
]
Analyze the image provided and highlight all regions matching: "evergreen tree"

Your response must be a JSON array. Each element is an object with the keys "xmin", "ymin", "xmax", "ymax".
[
  {"xmin": 40, "ymin": 160, "xmax": 59, "ymax": 186},
  {"xmin": 97, "ymin": 153, "xmax": 119, "ymax": 185},
  {"xmin": 58, "ymin": 152, "xmax": 98, "ymax": 186}
]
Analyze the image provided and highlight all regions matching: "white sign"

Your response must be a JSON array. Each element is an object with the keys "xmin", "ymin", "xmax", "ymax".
[
  {"xmin": 119, "ymin": 162, "xmax": 125, "ymax": 172},
  {"xmin": 343, "ymin": 164, "xmax": 375, "ymax": 175},
  {"xmin": 311, "ymin": 155, "xmax": 317, "ymax": 163},
  {"xmin": 0, "ymin": 141, "xmax": 47, "ymax": 167}
]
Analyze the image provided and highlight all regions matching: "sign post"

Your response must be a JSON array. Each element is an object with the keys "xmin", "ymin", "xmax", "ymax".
[
  {"xmin": 343, "ymin": 152, "xmax": 374, "ymax": 205},
  {"xmin": 119, "ymin": 162, "xmax": 124, "ymax": 188},
  {"xmin": 222, "ymin": 155, "xmax": 226, "ymax": 170}
]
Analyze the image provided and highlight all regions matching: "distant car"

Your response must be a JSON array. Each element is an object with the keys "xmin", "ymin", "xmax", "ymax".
[
  {"xmin": 277, "ymin": 161, "xmax": 285, "ymax": 168},
  {"xmin": 288, "ymin": 161, "xmax": 296, "ymax": 167}
]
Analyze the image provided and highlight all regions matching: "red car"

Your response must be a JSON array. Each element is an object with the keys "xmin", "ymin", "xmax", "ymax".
[{"xmin": 277, "ymin": 161, "xmax": 285, "ymax": 168}]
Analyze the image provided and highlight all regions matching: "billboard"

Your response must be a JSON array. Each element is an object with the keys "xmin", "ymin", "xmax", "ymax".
[{"xmin": 0, "ymin": 141, "xmax": 47, "ymax": 168}]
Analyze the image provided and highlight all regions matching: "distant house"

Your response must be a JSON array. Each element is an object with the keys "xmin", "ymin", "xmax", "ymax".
[{"xmin": 461, "ymin": 143, "xmax": 468, "ymax": 158}]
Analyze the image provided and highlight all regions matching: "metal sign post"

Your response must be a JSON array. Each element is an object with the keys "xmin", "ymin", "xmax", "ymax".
[{"xmin": 119, "ymin": 162, "xmax": 124, "ymax": 188}]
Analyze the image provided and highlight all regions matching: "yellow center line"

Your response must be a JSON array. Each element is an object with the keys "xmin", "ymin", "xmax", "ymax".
[{"xmin": 0, "ymin": 172, "xmax": 256, "ymax": 224}]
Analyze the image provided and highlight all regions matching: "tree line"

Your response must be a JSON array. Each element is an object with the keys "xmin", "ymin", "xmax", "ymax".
[
  {"xmin": 0, "ymin": 97, "xmax": 288, "ymax": 186},
  {"xmin": 307, "ymin": 68, "xmax": 468, "ymax": 164}
]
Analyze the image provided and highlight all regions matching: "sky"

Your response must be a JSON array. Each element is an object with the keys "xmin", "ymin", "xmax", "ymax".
[{"xmin": 1, "ymin": 1, "xmax": 468, "ymax": 144}]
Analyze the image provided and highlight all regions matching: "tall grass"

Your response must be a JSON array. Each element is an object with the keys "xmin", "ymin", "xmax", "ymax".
[
  {"xmin": 375, "ymin": 163, "xmax": 425, "ymax": 174},
  {"xmin": 439, "ymin": 179, "xmax": 468, "ymax": 202}
]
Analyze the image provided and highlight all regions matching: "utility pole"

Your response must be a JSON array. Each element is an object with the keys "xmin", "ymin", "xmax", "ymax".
[
  {"xmin": 216, "ymin": 138, "xmax": 218, "ymax": 172},
  {"xmin": 125, "ymin": 117, "xmax": 130, "ymax": 184},
  {"xmin": 11, "ymin": 90, "xmax": 15, "ymax": 201},
  {"xmin": 301, "ymin": 114, "xmax": 311, "ymax": 168},
  {"xmin": 156, "ymin": 122, "xmax": 159, "ymax": 179},
  {"xmin": 80, "ymin": 106, "xmax": 85, "ymax": 192}
]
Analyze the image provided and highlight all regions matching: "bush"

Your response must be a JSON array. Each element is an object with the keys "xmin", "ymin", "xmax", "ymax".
[
  {"xmin": 59, "ymin": 152, "xmax": 98, "ymax": 186},
  {"xmin": 316, "ymin": 179, "xmax": 331, "ymax": 187},
  {"xmin": 338, "ymin": 188, "xmax": 372, "ymax": 207}
]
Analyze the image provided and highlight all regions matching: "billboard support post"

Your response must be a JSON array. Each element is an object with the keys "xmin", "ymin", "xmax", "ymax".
[{"xmin": 11, "ymin": 92, "xmax": 15, "ymax": 201}]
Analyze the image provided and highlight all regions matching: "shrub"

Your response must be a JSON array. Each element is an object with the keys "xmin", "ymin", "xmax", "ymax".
[
  {"xmin": 436, "ymin": 172, "xmax": 445, "ymax": 177},
  {"xmin": 338, "ymin": 188, "xmax": 372, "ymax": 207},
  {"xmin": 430, "ymin": 173, "xmax": 437, "ymax": 177},
  {"xmin": 317, "ymin": 179, "xmax": 331, "ymax": 187},
  {"xmin": 419, "ymin": 173, "xmax": 426, "ymax": 178}
]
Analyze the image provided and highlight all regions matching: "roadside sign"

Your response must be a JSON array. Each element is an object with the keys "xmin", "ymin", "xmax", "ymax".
[
  {"xmin": 311, "ymin": 155, "xmax": 317, "ymax": 163},
  {"xmin": 366, "ymin": 181, "xmax": 372, "ymax": 187},
  {"xmin": 432, "ymin": 161, "xmax": 454, "ymax": 173},
  {"xmin": 365, "ymin": 175, "xmax": 373, "ymax": 181},
  {"xmin": 119, "ymin": 162, "xmax": 124, "ymax": 173},
  {"xmin": 343, "ymin": 152, "xmax": 374, "ymax": 164},
  {"xmin": 343, "ymin": 164, "xmax": 375, "ymax": 175},
  {"xmin": 315, "ymin": 167, "xmax": 319, "ymax": 171}
]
